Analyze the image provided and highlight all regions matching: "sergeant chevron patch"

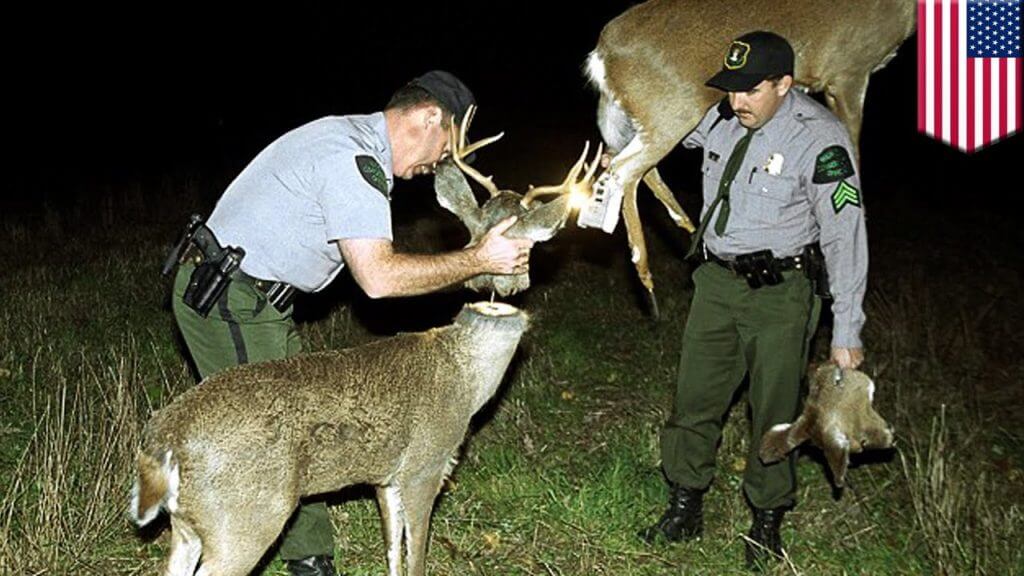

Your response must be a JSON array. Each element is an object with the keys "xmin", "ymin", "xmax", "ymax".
[
  {"xmin": 831, "ymin": 180, "xmax": 861, "ymax": 213},
  {"xmin": 356, "ymin": 155, "xmax": 390, "ymax": 199}
]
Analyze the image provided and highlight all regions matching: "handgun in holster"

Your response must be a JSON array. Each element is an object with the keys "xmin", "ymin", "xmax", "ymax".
[
  {"xmin": 734, "ymin": 249, "xmax": 784, "ymax": 289},
  {"xmin": 162, "ymin": 213, "xmax": 204, "ymax": 276},
  {"xmin": 182, "ymin": 244, "xmax": 245, "ymax": 318},
  {"xmin": 163, "ymin": 214, "xmax": 247, "ymax": 318},
  {"xmin": 803, "ymin": 243, "xmax": 832, "ymax": 299}
]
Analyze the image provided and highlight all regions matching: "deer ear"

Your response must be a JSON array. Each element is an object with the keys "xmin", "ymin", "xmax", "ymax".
[
  {"xmin": 434, "ymin": 161, "xmax": 483, "ymax": 233},
  {"xmin": 513, "ymin": 195, "xmax": 572, "ymax": 242},
  {"xmin": 759, "ymin": 416, "xmax": 811, "ymax": 463},
  {"xmin": 759, "ymin": 423, "xmax": 794, "ymax": 463}
]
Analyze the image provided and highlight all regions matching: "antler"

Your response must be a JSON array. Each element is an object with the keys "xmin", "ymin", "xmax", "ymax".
[
  {"xmin": 520, "ymin": 141, "xmax": 604, "ymax": 208},
  {"xmin": 449, "ymin": 105, "xmax": 505, "ymax": 198}
]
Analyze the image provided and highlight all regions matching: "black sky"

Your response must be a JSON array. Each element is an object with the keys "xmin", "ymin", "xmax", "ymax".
[{"xmin": 7, "ymin": 3, "xmax": 1022, "ymax": 222}]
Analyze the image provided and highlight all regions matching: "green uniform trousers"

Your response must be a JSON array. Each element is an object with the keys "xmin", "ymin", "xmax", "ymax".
[
  {"xmin": 661, "ymin": 262, "xmax": 821, "ymax": 510},
  {"xmin": 172, "ymin": 264, "xmax": 335, "ymax": 561}
]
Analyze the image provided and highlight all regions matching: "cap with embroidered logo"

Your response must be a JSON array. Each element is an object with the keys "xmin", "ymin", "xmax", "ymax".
[{"xmin": 705, "ymin": 31, "xmax": 795, "ymax": 92}]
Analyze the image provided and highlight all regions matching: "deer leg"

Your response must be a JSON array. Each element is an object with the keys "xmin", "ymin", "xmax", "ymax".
[
  {"xmin": 399, "ymin": 472, "xmax": 446, "ymax": 576},
  {"xmin": 163, "ymin": 519, "xmax": 202, "ymax": 576},
  {"xmin": 606, "ymin": 133, "xmax": 678, "ymax": 318},
  {"xmin": 193, "ymin": 496, "xmax": 295, "ymax": 576},
  {"xmin": 195, "ymin": 526, "xmax": 284, "ymax": 576},
  {"xmin": 824, "ymin": 75, "xmax": 870, "ymax": 161},
  {"xmin": 642, "ymin": 167, "xmax": 695, "ymax": 233},
  {"xmin": 376, "ymin": 485, "xmax": 406, "ymax": 576},
  {"xmin": 621, "ymin": 177, "xmax": 658, "ymax": 317}
]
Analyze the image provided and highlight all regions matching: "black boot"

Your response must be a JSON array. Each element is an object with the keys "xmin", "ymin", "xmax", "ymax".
[
  {"xmin": 639, "ymin": 483, "xmax": 704, "ymax": 543},
  {"xmin": 745, "ymin": 507, "xmax": 786, "ymax": 570},
  {"xmin": 286, "ymin": 555, "xmax": 338, "ymax": 576}
]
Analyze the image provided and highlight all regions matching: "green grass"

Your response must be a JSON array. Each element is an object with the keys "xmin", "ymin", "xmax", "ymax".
[{"xmin": 1, "ymin": 199, "xmax": 1022, "ymax": 575}]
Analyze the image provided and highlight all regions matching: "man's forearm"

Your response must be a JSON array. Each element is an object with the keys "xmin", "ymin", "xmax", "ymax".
[{"xmin": 362, "ymin": 248, "xmax": 482, "ymax": 298}]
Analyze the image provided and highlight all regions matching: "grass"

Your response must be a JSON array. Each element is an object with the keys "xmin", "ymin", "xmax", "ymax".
[{"xmin": 0, "ymin": 189, "xmax": 1022, "ymax": 576}]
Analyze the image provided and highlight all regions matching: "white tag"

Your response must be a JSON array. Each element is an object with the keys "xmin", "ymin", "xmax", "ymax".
[
  {"xmin": 576, "ymin": 171, "xmax": 623, "ymax": 233},
  {"xmin": 765, "ymin": 153, "xmax": 785, "ymax": 175}
]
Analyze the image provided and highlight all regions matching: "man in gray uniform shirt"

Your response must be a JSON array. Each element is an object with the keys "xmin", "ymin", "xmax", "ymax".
[
  {"xmin": 639, "ymin": 32, "xmax": 868, "ymax": 569},
  {"xmin": 168, "ymin": 70, "xmax": 533, "ymax": 576}
]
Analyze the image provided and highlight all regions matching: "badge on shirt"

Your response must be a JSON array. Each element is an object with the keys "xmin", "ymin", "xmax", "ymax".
[
  {"xmin": 356, "ymin": 155, "xmax": 390, "ymax": 199},
  {"xmin": 813, "ymin": 145, "xmax": 856, "ymax": 183},
  {"xmin": 764, "ymin": 153, "xmax": 785, "ymax": 175}
]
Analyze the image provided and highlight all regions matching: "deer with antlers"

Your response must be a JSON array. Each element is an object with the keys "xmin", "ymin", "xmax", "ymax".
[
  {"xmin": 435, "ymin": 105, "xmax": 602, "ymax": 297},
  {"xmin": 583, "ymin": 0, "xmax": 916, "ymax": 314}
]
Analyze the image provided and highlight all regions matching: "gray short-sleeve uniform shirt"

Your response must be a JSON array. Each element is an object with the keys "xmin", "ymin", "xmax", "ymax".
[
  {"xmin": 208, "ymin": 113, "xmax": 394, "ymax": 293},
  {"xmin": 683, "ymin": 90, "xmax": 868, "ymax": 348}
]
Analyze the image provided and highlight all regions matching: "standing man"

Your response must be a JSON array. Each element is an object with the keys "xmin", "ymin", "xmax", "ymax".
[
  {"xmin": 166, "ymin": 70, "xmax": 534, "ymax": 576},
  {"xmin": 639, "ymin": 32, "xmax": 868, "ymax": 569}
]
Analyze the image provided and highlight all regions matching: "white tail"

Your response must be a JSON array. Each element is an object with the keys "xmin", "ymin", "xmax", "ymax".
[
  {"xmin": 131, "ymin": 302, "xmax": 529, "ymax": 576},
  {"xmin": 587, "ymin": 0, "xmax": 916, "ymax": 311},
  {"xmin": 129, "ymin": 449, "xmax": 179, "ymax": 526}
]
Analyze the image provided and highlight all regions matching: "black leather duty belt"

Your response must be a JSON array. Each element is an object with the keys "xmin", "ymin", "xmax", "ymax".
[
  {"xmin": 704, "ymin": 250, "xmax": 806, "ymax": 274},
  {"xmin": 182, "ymin": 243, "xmax": 297, "ymax": 312},
  {"xmin": 232, "ymin": 270, "xmax": 297, "ymax": 312}
]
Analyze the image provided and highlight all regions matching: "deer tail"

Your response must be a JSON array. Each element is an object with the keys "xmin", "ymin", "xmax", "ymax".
[{"xmin": 129, "ymin": 449, "xmax": 179, "ymax": 526}]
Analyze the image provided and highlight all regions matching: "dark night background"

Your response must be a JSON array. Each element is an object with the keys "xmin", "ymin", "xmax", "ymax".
[{"xmin": 5, "ymin": 3, "xmax": 1022, "ymax": 263}]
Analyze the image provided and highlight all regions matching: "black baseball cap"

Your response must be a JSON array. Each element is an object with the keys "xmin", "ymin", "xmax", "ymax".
[
  {"xmin": 407, "ymin": 70, "xmax": 476, "ymax": 124},
  {"xmin": 705, "ymin": 31, "xmax": 795, "ymax": 92}
]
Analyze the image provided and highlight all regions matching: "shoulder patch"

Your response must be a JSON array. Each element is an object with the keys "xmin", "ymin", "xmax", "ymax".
[
  {"xmin": 831, "ymin": 180, "xmax": 861, "ymax": 213},
  {"xmin": 355, "ymin": 155, "xmax": 390, "ymax": 199},
  {"xmin": 813, "ymin": 145, "xmax": 856, "ymax": 184}
]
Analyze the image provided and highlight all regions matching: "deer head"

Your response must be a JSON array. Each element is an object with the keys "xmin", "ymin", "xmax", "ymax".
[
  {"xmin": 434, "ymin": 105, "xmax": 602, "ymax": 296},
  {"xmin": 759, "ymin": 363, "xmax": 895, "ymax": 488}
]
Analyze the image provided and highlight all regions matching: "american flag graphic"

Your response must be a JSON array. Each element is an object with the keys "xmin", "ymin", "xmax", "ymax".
[{"xmin": 918, "ymin": 0, "xmax": 1022, "ymax": 152}]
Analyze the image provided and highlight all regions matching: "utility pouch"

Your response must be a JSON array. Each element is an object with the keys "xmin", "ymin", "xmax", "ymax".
[
  {"xmin": 734, "ymin": 249, "xmax": 784, "ymax": 289},
  {"xmin": 182, "ymin": 246, "xmax": 246, "ymax": 318},
  {"xmin": 803, "ymin": 243, "xmax": 832, "ymax": 299}
]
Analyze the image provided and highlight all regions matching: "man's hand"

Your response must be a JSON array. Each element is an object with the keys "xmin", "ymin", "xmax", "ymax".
[
  {"xmin": 831, "ymin": 347, "xmax": 864, "ymax": 369},
  {"xmin": 473, "ymin": 216, "xmax": 534, "ymax": 275}
]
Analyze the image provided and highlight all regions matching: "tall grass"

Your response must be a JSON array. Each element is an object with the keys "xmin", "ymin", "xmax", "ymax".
[
  {"xmin": 0, "ymin": 338, "xmax": 189, "ymax": 575},
  {"xmin": 899, "ymin": 406, "xmax": 1021, "ymax": 575}
]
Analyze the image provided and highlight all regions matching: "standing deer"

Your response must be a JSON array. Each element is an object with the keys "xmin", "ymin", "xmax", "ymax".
[
  {"xmin": 435, "ymin": 106, "xmax": 602, "ymax": 296},
  {"xmin": 131, "ymin": 301, "xmax": 528, "ymax": 576},
  {"xmin": 585, "ymin": 0, "xmax": 916, "ymax": 312}
]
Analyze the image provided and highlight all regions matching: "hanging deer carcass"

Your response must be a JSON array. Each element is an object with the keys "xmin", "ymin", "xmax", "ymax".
[{"xmin": 582, "ymin": 0, "xmax": 916, "ymax": 314}]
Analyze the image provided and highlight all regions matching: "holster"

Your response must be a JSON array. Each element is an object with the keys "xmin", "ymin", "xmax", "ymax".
[
  {"xmin": 164, "ymin": 214, "xmax": 246, "ymax": 318},
  {"xmin": 182, "ymin": 244, "xmax": 245, "ymax": 318},
  {"xmin": 734, "ymin": 249, "xmax": 784, "ymax": 289},
  {"xmin": 802, "ymin": 243, "xmax": 831, "ymax": 299},
  {"xmin": 161, "ymin": 214, "xmax": 204, "ymax": 276}
]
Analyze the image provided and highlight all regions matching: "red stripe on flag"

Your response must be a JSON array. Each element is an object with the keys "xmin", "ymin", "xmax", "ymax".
[
  {"xmin": 967, "ymin": 55, "xmax": 975, "ymax": 151},
  {"xmin": 918, "ymin": 0, "xmax": 927, "ymax": 133},
  {"xmin": 951, "ymin": 0, "xmax": 959, "ymax": 147},
  {"xmin": 999, "ymin": 58, "xmax": 1008, "ymax": 140},
  {"xmin": 983, "ymin": 58, "xmax": 991, "ymax": 148},
  {"xmin": 933, "ymin": 0, "xmax": 943, "ymax": 140}
]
